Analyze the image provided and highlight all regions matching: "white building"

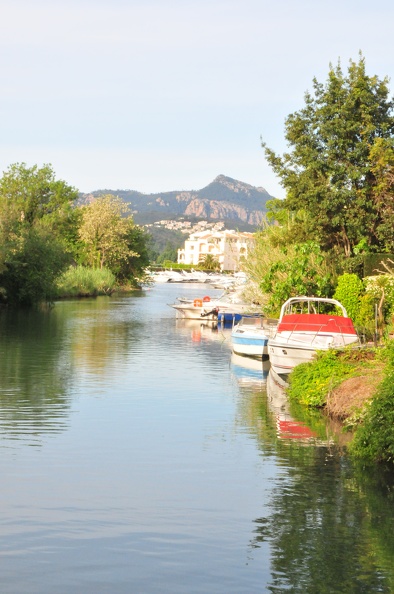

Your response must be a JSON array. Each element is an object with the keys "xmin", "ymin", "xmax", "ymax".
[{"xmin": 177, "ymin": 230, "xmax": 255, "ymax": 271}]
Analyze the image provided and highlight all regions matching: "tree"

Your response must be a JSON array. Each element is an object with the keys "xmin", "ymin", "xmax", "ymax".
[
  {"xmin": 78, "ymin": 194, "xmax": 150, "ymax": 282},
  {"xmin": 262, "ymin": 55, "xmax": 394, "ymax": 257},
  {"xmin": 0, "ymin": 227, "xmax": 69, "ymax": 305},
  {"xmin": 0, "ymin": 163, "xmax": 78, "ymax": 305},
  {"xmin": 116, "ymin": 225, "xmax": 151, "ymax": 282},
  {"xmin": 260, "ymin": 242, "xmax": 336, "ymax": 315},
  {"xmin": 0, "ymin": 162, "xmax": 79, "ymax": 238},
  {"xmin": 198, "ymin": 253, "xmax": 220, "ymax": 271}
]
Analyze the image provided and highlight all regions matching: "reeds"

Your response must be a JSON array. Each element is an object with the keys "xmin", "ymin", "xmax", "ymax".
[{"xmin": 55, "ymin": 265, "xmax": 116, "ymax": 298}]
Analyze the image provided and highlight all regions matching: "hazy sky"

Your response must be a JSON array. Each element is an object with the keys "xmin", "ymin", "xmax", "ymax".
[{"xmin": 1, "ymin": 0, "xmax": 393, "ymax": 197}]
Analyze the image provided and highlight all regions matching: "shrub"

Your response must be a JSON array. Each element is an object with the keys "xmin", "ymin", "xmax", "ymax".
[
  {"xmin": 55, "ymin": 266, "xmax": 115, "ymax": 298},
  {"xmin": 333, "ymin": 273, "xmax": 364, "ymax": 321},
  {"xmin": 287, "ymin": 350, "xmax": 355, "ymax": 408},
  {"xmin": 350, "ymin": 370, "xmax": 394, "ymax": 463}
]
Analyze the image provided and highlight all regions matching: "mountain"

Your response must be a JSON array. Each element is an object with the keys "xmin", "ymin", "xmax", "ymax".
[{"xmin": 83, "ymin": 174, "xmax": 273, "ymax": 230}]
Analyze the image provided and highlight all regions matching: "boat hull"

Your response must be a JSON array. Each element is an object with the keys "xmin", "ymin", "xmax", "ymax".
[
  {"xmin": 268, "ymin": 332, "xmax": 359, "ymax": 375},
  {"xmin": 231, "ymin": 333, "xmax": 269, "ymax": 358}
]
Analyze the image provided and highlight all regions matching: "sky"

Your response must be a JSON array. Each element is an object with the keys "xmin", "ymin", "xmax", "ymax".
[{"xmin": 1, "ymin": 0, "xmax": 394, "ymax": 198}]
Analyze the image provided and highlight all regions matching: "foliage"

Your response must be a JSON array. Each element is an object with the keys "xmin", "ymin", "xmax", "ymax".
[
  {"xmin": 145, "ymin": 226, "xmax": 185, "ymax": 263},
  {"xmin": 55, "ymin": 265, "xmax": 115, "ymax": 297},
  {"xmin": 361, "ymin": 265, "xmax": 394, "ymax": 339},
  {"xmin": 260, "ymin": 241, "xmax": 335, "ymax": 315},
  {"xmin": 287, "ymin": 350, "xmax": 355, "ymax": 407},
  {"xmin": 0, "ymin": 162, "xmax": 79, "ymax": 247},
  {"xmin": 0, "ymin": 227, "xmax": 69, "ymax": 305},
  {"xmin": 155, "ymin": 241, "xmax": 180, "ymax": 265},
  {"xmin": 356, "ymin": 293, "xmax": 377, "ymax": 341},
  {"xmin": 78, "ymin": 195, "xmax": 134, "ymax": 269},
  {"xmin": 114, "ymin": 225, "xmax": 151, "ymax": 283},
  {"xmin": 0, "ymin": 163, "xmax": 79, "ymax": 305},
  {"xmin": 77, "ymin": 195, "xmax": 150, "ymax": 285},
  {"xmin": 198, "ymin": 253, "xmax": 220, "ymax": 271},
  {"xmin": 363, "ymin": 253, "xmax": 394, "ymax": 277},
  {"xmin": 350, "ymin": 341, "xmax": 394, "ymax": 463},
  {"xmin": 262, "ymin": 55, "xmax": 394, "ymax": 257},
  {"xmin": 333, "ymin": 273, "xmax": 364, "ymax": 320}
]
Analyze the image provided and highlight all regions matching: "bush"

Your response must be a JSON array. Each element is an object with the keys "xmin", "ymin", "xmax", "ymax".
[
  {"xmin": 355, "ymin": 293, "xmax": 377, "ymax": 341},
  {"xmin": 350, "ymin": 370, "xmax": 394, "ymax": 463},
  {"xmin": 287, "ymin": 350, "xmax": 355, "ymax": 408},
  {"xmin": 0, "ymin": 228, "xmax": 70, "ymax": 306},
  {"xmin": 333, "ymin": 273, "xmax": 364, "ymax": 320},
  {"xmin": 55, "ymin": 266, "xmax": 115, "ymax": 298}
]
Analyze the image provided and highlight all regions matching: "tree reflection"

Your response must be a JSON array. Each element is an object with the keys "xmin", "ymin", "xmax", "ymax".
[
  {"xmin": 0, "ymin": 305, "xmax": 73, "ymax": 442},
  {"xmin": 252, "ymin": 451, "xmax": 393, "ymax": 593},
  {"xmin": 234, "ymin": 364, "xmax": 394, "ymax": 593}
]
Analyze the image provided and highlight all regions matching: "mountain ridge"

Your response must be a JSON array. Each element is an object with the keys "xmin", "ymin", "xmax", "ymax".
[{"xmin": 83, "ymin": 174, "xmax": 274, "ymax": 230}]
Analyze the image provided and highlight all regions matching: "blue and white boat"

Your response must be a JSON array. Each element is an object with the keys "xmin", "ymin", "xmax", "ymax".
[{"xmin": 231, "ymin": 314, "xmax": 276, "ymax": 360}]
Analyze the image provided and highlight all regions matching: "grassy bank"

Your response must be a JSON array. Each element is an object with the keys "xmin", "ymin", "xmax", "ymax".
[
  {"xmin": 286, "ymin": 343, "xmax": 394, "ymax": 464},
  {"xmin": 55, "ymin": 266, "xmax": 116, "ymax": 298}
]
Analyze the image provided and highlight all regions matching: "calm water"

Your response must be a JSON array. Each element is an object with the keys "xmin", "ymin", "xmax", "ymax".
[{"xmin": 0, "ymin": 283, "xmax": 393, "ymax": 594}]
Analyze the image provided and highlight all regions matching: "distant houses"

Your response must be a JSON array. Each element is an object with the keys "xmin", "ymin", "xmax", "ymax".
[{"xmin": 177, "ymin": 229, "xmax": 255, "ymax": 272}]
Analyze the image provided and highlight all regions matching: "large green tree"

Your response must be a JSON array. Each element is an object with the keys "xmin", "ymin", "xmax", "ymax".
[
  {"xmin": 78, "ymin": 194, "xmax": 150, "ymax": 283},
  {"xmin": 0, "ymin": 163, "xmax": 79, "ymax": 305},
  {"xmin": 0, "ymin": 162, "xmax": 79, "ymax": 238},
  {"xmin": 262, "ymin": 55, "xmax": 394, "ymax": 257}
]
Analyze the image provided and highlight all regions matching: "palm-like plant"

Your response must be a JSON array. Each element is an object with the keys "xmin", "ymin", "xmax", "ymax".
[{"xmin": 198, "ymin": 253, "xmax": 220, "ymax": 271}]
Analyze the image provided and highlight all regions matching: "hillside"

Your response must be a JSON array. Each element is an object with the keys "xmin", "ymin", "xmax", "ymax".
[{"xmin": 83, "ymin": 174, "xmax": 273, "ymax": 230}]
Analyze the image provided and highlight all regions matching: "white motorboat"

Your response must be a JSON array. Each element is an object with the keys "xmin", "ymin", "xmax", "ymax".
[
  {"xmin": 231, "ymin": 314, "xmax": 277, "ymax": 360},
  {"xmin": 169, "ymin": 288, "xmax": 261, "ymax": 321},
  {"xmin": 268, "ymin": 296, "xmax": 360, "ymax": 375},
  {"xmin": 150, "ymin": 270, "xmax": 186, "ymax": 283}
]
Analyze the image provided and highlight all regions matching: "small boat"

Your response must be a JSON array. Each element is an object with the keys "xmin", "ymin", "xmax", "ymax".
[
  {"xmin": 231, "ymin": 314, "xmax": 276, "ymax": 360},
  {"xmin": 268, "ymin": 296, "xmax": 360, "ymax": 375}
]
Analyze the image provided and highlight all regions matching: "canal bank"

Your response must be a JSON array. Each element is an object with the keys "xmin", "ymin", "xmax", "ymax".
[{"xmin": 285, "ymin": 344, "xmax": 394, "ymax": 464}]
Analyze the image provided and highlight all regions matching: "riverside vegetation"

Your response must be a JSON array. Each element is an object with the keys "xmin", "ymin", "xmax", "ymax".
[
  {"xmin": 0, "ymin": 164, "xmax": 151, "ymax": 305},
  {"xmin": 243, "ymin": 54, "xmax": 394, "ymax": 465}
]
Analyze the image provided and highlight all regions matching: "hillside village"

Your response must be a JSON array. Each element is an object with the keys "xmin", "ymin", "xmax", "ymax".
[{"xmin": 145, "ymin": 218, "xmax": 225, "ymax": 234}]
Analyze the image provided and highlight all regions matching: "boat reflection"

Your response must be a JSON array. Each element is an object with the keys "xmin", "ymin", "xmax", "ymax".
[
  {"xmin": 174, "ymin": 318, "xmax": 232, "ymax": 344},
  {"xmin": 267, "ymin": 369, "xmax": 320, "ymax": 442},
  {"xmin": 230, "ymin": 352, "xmax": 270, "ymax": 386}
]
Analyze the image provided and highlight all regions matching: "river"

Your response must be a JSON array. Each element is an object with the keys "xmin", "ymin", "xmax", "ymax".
[{"xmin": 0, "ymin": 283, "xmax": 393, "ymax": 594}]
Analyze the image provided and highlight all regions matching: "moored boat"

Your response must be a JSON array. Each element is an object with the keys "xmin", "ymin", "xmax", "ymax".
[
  {"xmin": 268, "ymin": 296, "xmax": 360, "ymax": 375},
  {"xmin": 231, "ymin": 314, "xmax": 276, "ymax": 359},
  {"xmin": 169, "ymin": 288, "xmax": 261, "ymax": 321}
]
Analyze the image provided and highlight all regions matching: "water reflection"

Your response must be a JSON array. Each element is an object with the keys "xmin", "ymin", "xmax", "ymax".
[
  {"xmin": 230, "ymin": 353, "xmax": 269, "ymax": 387},
  {"xmin": 231, "ymin": 357, "xmax": 394, "ymax": 592},
  {"xmin": 250, "ymin": 449, "xmax": 394, "ymax": 593},
  {"xmin": 63, "ymin": 295, "xmax": 146, "ymax": 374},
  {"xmin": 175, "ymin": 318, "xmax": 232, "ymax": 345},
  {"xmin": 0, "ymin": 306, "xmax": 73, "ymax": 444}
]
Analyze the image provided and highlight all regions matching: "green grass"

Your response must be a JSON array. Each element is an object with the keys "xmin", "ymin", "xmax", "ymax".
[
  {"xmin": 55, "ymin": 265, "xmax": 116, "ymax": 298},
  {"xmin": 287, "ymin": 350, "xmax": 356, "ymax": 408}
]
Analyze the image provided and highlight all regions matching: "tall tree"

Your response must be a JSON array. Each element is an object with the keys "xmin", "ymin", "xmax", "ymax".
[
  {"xmin": 0, "ymin": 162, "xmax": 79, "ymax": 233},
  {"xmin": 78, "ymin": 194, "xmax": 150, "ymax": 282},
  {"xmin": 262, "ymin": 55, "xmax": 394, "ymax": 257},
  {"xmin": 0, "ymin": 163, "xmax": 78, "ymax": 305}
]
